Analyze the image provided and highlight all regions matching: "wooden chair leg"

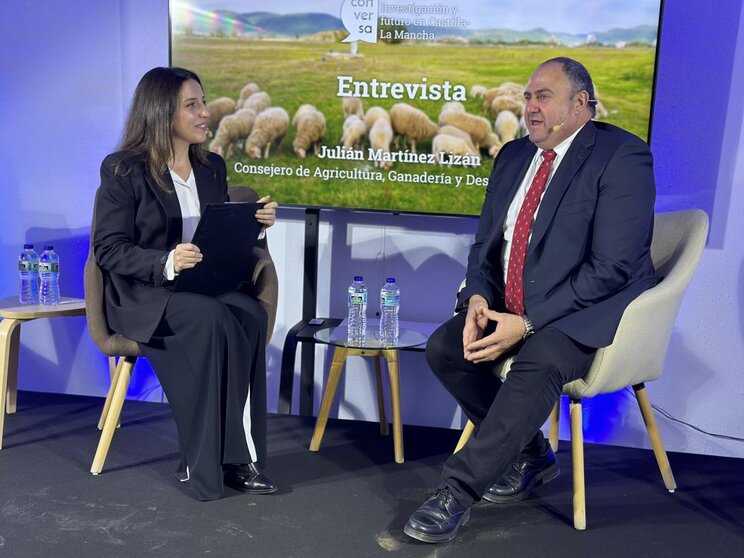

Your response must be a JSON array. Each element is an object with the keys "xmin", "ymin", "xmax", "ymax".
[
  {"xmin": 549, "ymin": 399, "xmax": 560, "ymax": 452},
  {"xmin": 454, "ymin": 420, "xmax": 475, "ymax": 453},
  {"xmin": 98, "ymin": 357, "xmax": 125, "ymax": 430},
  {"xmin": 91, "ymin": 356, "xmax": 135, "ymax": 474},
  {"xmin": 374, "ymin": 355, "xmax": 388, "ymax": 436},
  {"xmin": 633, "ymin": 384, "xmax": 677, "ymax": 492},
  {"xmin": 383, "ymin": 349, "xmax": 404, "ymax": 463},
  {"xmin": 570, "ymin": 398, "xmax": 586, "ymax": 530},
  {"xmin": 309, "ymin": 347, "xmax": 348, "ymax": 452},
  {"xmin": 454, "ymin": 401, "xmax": 559, "ymax": 456}
]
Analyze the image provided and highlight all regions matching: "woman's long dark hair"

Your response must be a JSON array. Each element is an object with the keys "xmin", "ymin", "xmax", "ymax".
[{"xmin": 115, "ymin": 67, "xmax": 211, "ymax": 191}]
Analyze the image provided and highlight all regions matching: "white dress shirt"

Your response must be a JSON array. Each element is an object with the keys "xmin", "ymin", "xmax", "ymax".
[
  {"xmin": 501, "ymin": 124, "xmax": 587, "ymax": 283},
  {"xmin": 164, "ymin": 168, "xmax": 201, "ymax": 280}
]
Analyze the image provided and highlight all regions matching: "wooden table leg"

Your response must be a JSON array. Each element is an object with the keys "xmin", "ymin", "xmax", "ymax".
[
  {"xmin": 0, "ymin": 318, "xmax": 23, "ymax": 449},
  {"xmin": 309, "ymin": 347, "xmax": 348, "ymax": 452},
  {"xmin": 4, "ymin": 320, "xmax": 22, "ymax": 415},
  {"xmin": 374, "ymin": 355, "xmax": 388, "ymax": 436},
  {"xmin": 383, "ymin": 349, "xmax": 404, "ymax": 463}
]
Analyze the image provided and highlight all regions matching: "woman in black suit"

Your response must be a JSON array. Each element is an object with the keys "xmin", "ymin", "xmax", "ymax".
[{"xmin": 93, "ymin": 67, "xmax": 279, "ymax": 501}]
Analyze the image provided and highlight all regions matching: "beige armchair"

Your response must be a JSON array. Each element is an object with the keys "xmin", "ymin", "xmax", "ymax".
[
  {"xmin": 454, "ymin": 209, "xmax": 709, "ymax": 530},
  {"xmin": 86, "ymin": 186, "xmax": 278, "ymax": 474}
]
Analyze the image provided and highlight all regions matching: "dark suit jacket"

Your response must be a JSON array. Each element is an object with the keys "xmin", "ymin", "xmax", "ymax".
[
  {"xmin": 93, "ymin": 150, "xmax": 228, "ymax": 343},
  {"xmin": 459, "ymin": 121, "xmax": 658, "ymax": 348}
]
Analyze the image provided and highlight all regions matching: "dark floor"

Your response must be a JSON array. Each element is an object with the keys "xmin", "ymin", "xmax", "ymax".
[{"xmin": 0, "ymin": 391, "xmax": 743, "ymax": 557}]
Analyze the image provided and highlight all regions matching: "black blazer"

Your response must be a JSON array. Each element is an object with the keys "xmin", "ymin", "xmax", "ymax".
[
  {"xmin": 459, "ymin": 121, "xmax": 658, "ymax": 348},
  {"xmin": 93, "ymin": 150, "xmax": 228, "ymax": 343}
]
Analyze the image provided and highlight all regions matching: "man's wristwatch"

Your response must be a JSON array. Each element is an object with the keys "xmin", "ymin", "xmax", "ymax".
[{"xmin": 521, "ymin": 314, "xmax": 535, "ymax": 340}]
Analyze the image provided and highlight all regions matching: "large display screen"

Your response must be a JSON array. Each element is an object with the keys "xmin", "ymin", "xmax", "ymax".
[{"xmin": 171, "ymin": 0, "xmax": 663, "ymax": 216}]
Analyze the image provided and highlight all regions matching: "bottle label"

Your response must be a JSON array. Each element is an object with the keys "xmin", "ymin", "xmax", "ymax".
[
  {"xmin": 19, "ymin": 261, "xmax": 35, "ymax": 272},
  {"xmin": 39, "ymin": 262, "xmax": 59, "ymax": 273},
  {"xmin": 381, "ymin": 294, "xmax": 399, "ymax": 307},
  {"xmin": 349, "ymin": 292, "xmax": 366, "ymax": 305}
]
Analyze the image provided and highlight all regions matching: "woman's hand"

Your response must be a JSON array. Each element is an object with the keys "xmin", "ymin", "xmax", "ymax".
[
  {"xmin": 173, "ymin": 243, "xmax": 202, "ymax": 273},
  {"xmin": 255, "ymin": 195, "xmax": 278, "ymax": 228}
]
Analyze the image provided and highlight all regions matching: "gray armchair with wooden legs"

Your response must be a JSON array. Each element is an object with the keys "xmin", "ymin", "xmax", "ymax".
[
  {"xmin": 85, "ymin": 186, "xmax": 278, "ymax": 475},
  {"xmin": 453, "ymin": 209, "xmax": 709, "ymax": 530}
]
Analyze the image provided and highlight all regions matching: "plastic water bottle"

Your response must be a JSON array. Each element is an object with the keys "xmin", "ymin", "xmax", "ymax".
[
  {"xmin": 39, "ymin": 245, "xmax": 60, "ymax": 305},
  {"xmin": 347, "ymin": 276, "xmax": 368, "ymax": 342},
  {"xmin": 379, "ymin": 277, "xmax": 400, "ymax": 342},
  {"xmin": 18, "ymin": 244, "xmax": 40, "ymax": 305}
]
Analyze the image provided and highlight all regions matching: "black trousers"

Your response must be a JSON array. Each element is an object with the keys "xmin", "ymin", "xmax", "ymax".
[
  {"xmin": 139, "ymin": 290, "xmax": 267, "ymax": 501},
  {"xmin": 425, "ymin": 311, "xmax": 595, "ymax": 507}
]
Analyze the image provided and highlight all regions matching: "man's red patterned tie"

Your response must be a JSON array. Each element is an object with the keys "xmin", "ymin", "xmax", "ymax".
[{"xmin": 504, "ymin": 149, "xmax": 557, "ymax": 316}]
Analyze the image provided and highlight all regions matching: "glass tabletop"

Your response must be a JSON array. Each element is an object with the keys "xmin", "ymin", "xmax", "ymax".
[{"xmin": 314, "ymin": 319, "xmax": 429, "ymax": 350}]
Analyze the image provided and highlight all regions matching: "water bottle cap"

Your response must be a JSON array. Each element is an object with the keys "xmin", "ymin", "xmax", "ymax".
[
  {"xmin": 353, "ymin": 275, "xmax": 364, "ymax": 281},
  {"xmin": 44, "ymin": 245, "xmax": 53, "ymax": 250},
  {"xmin": 24, "ymin": 243, "xmax": 33, "ymax": 249},
  {"xmin": 385, "ymin": 277, "xmax": 396, "ymax": 283}
]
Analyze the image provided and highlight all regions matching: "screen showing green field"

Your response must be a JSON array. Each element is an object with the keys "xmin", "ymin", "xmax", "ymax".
[{"xmin": 171, "ymin": 0, "xmax": 662, "ymax": 216}]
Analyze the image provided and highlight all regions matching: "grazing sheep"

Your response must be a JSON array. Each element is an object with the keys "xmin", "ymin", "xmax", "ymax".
[
  {"xmin": 438, "ymin": 101, "xmax": 466, "ymax": 123},
  {"xmin": 499, "ymin": 81, "xmax": 524, "ymax": 95},
  {"xmin": 483, "ymin": 84, "xmax": 524, "ymax": 112},
  {"xmin": 437, "ymin": 125, "xmax": 476, "ymax": 153},
  {"xmin": 293, "ymin": 108, "xmax": 326, "ymax": 158},
  {"xmin": 341, "ymin": 114, "xmax": 366, "ymax": 149},
  {"xmin": 489, "ymin": 95, "xmax": 524, "ymax": 118},
  {"xmin": 518, "ymin": 115, "xmax": 528, "ymax": 138},
  {"xmin": 482, "ymin": 132, "xmax": 503, "ymax": 158},
  {"xmin": 592, "ymin": 84, "xmax": 609, "ymax": 119},
  {"xmin": 342, "ymin": 96, "xmax": 364, "ymax": 118},
  {"xmin": 243, "ymin": 91, "xmax": 271, "ymax": 114},
  {"xmin": 236, "ymin": 82, "xmax": 260, "ymax": 108},
  {"xmin": 245, "ymin": 107, "xmax": 289, "ymax": 159},
  {"xmin": 209, "ymin": 108, "xmax": 256, "ymax": 159},
  {"xmin": 389, "ymin": 103, "xmax": 438, "ymax": 154},
  {"xmin": 292, "ymin": 104, "xmax": 318, "ymax": 127},
  {"xmin": 364, "ymin": 106, "xmax": 390, "ymax": 132},
  {"xmin": 206, "ymin": 97, "xmax": 236, "ymax": 134},
  {"xmin": 438, "ymin": 110, "xmax": 493, "ymax": 151},
  {"xmin": 495, "ymin": 110, "xmax": 520, "ymax": 143},
  {"xmin": 593, "ymin": 99, "xmax": 609, "ymax": 119},
  {"xmin": 432, "ymin": 134, "xmax": 479, "ymax": 167},
  {"xmin": 368, "ymin": 119, "xmax": 394, "ymax": 169},
  {"xmin": 470, "ymin": 84, "xmax": 487, "ymax": 99}
]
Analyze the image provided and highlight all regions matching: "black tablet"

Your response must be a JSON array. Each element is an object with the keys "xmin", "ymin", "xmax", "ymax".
[{"xmin": 173, "ymin": 202, "xmax": 264, "ymax": 295}]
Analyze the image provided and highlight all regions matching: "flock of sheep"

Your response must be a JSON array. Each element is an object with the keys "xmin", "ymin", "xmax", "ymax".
[{"xmin": 205, "ymin": 80, "xmax": 608, "ymax": 168}]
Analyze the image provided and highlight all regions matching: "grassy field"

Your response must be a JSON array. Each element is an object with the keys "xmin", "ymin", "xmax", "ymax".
[{"xmin": 173, "ymin": 37, "xmax": 656, "ymax": 215}]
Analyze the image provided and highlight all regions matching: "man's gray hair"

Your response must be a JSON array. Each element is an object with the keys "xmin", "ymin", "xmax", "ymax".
[{"xmin": 542, "ymin": 57, "xmax": 596, "ymax": 117}]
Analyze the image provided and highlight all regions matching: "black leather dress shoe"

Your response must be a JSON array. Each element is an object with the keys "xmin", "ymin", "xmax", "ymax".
[
  {"xmin": 483, "ymin": 446, "xmax": 559, "ymax": 503},
  {"xmin": 224, "ymin": 463, "xmax": 277, "ymax": 494},
  {"xmin": 404, "ymin": 485, "xmax": 471, "ymax": 543}
]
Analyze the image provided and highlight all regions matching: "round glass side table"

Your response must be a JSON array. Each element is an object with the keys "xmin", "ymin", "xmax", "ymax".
[{"xmin": 309, "ymin": 321, "xmax": 428, "ymax": 463}]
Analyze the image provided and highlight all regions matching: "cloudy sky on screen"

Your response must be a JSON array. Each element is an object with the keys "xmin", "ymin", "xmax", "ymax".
[{"xmin": 181, "ymin": 0, "xmax": 660, "ymax": 34}]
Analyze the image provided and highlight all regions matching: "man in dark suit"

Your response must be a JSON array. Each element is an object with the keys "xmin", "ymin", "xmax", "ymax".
[{"xmin": 404, "ymin": 57, "xmax": 657, "ymax": 543}]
